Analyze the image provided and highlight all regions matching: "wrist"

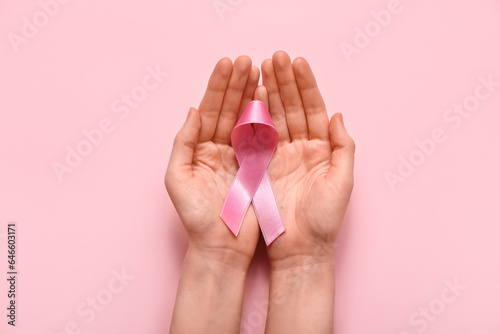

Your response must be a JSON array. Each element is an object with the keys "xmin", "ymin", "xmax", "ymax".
[
  {"xmin": 186, "ymin": 243, "xmax": 251, "ymax": 275},
  {"xmin": 268, "ymin": 251, "xmax": 335, "ymax": 307},
  {"xmin": 268, "ymin": 241, "xmax": 336, "ymax": 272},
  {"xmin": 270, "ymin": 255, "xmax": 335, "ymax": 273},
  {"xmin": 269, "ymin": 256, "xmax": 335, "ymax": 292}
]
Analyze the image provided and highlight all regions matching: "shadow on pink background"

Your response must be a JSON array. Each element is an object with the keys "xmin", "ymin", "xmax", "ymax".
[{"xmin": 1, "ymin": 0, "xmax": 499, "ymax": 333}]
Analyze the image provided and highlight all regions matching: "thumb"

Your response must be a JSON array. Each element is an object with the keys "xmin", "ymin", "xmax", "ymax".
[
  {"xmin": 166, "ymin": 107, "xmax": 201, "ymax": 180},
  {"xmin": 327, "ymin": 113, "xmax": 355, "ymax": 189}
]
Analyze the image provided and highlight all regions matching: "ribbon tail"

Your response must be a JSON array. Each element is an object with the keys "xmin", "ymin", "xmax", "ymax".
[
  {"xmin": 220, "ymin": 178, "xmax": 252, "ymax": 236},
  {"xmin": 252, "ymin": 171, "xmax": 285, "ymax": 245}
]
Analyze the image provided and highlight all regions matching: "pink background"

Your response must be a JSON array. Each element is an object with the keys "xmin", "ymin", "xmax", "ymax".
[{"xmin": 1, "ymin": 0, "xmax": 499, "ymax": 333}]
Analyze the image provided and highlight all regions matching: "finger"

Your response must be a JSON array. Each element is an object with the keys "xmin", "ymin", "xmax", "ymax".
[
  {"xmin": 293, "ymin": 57, "xmax": 330, "ymax": 140},
  {"xmin": 167, "ymin": 108, "xmax": 201, "ymax": 179},
  {"xmin": 327, "ymin": 113, "xmax": 355, "ymax": 190},
  {"xmin": 254, "ymin": 85, "xmax": 268, "ymax": 110},
  {"xmin": 237, "ymin": 65, "xmax": 260, "ymax": 120},
  {"xmin": 252, "ymin": 85, "xmax": 269, "ymax": 133},
  {"xmin": 262, "ymin": 58, "xmax": 290, "ymax": 143},
  {"xmin": 272, "ymin": 51, "xmax": 308, "ymax": 140},
  {"xmin": 212, "ymin": 56, "xmax": 252, "ymax": 145},
  {"xmin": 198, "ymin": 57, "xmax": 233, "ymax": 142}
]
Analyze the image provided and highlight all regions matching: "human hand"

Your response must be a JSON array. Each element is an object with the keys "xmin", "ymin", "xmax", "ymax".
[
  {"xmin": 262, "ymin": 51, "xmax": 355, "ymax": 269},
  {"xmin": 165, "ymin": 56, "xmax": 262, "ymax": 271}
]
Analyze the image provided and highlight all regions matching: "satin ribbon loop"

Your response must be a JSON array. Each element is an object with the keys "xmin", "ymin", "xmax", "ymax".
[{"xmin": 220, "ymin": 100, "xmax": 285, "ymax": 245}]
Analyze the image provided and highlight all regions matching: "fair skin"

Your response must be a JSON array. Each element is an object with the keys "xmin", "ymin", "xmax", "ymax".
[{"xmin": 166, "ymin": 51, "xmax": 355, "ymax": 334}]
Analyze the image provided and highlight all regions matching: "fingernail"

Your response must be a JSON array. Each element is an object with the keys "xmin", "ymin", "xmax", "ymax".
[
  {"xmin": 338, "ymin": 113, "xmax": 344, "ymax": 126},
  {"xmin": 186, "ymin": 108, "xmax": 192, "ymax": 121}
]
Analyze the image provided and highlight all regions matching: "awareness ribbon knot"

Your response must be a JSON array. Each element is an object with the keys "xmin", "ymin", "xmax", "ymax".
[{"xmin": 220, "ymin": 100, "xmax": 285, "ymax": 245}]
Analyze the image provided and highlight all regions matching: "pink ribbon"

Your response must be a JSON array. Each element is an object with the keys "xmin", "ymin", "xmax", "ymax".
[{"xmin": 220, "ymin": 100, "xmax": 285, "ymax": 245}]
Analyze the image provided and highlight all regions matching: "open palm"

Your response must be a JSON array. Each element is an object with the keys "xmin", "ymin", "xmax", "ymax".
[
  {"xmin": 165, "ymin": 56, "xmax": 262, "ymax": 266},
  {"xmin": 261, "ymin": 51, "xmax": 355, "ymax": 268}
]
